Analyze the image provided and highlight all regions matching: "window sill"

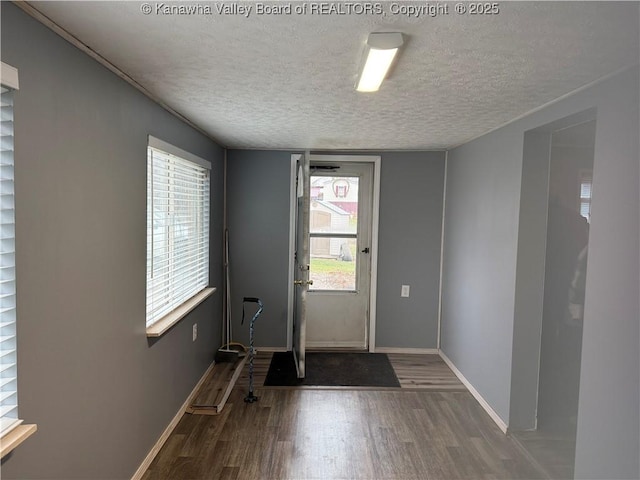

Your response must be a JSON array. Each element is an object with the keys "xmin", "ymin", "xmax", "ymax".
[
  {"xmin": 146, "ymin": 287, "xmax": 216, "ymax": 338},
  {"xmin": 1, "ymin": 423, "xmax": 37, "ymax": 458}
]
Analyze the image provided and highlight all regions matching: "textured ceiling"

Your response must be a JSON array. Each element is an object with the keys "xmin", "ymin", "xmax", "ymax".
[{"xmin": 28, "ymin": 1, "xmax": 640, "ymax": 150}]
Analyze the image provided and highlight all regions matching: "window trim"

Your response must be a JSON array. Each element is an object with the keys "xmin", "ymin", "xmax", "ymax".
[
  {"xmin": 0, "ymin": 61, "xmax": 36, "ymax": 458},
  {"xmin": 1, "ymin": 424, "xmax": 37, "ymax": 458},
  {"xmin": 146, "ymin": 287, "xmax": 216, "ymax": 337},
  {"xmin": 145, "ymin": 136, "xmax": 212, "ymax": 336},
  {"xmin": 0, "ymin": 62, "xmax": 19, "ymax": 90},
  {"xmin": 148, "ymin": 135, "xmax": 211, "ymax": 170}
]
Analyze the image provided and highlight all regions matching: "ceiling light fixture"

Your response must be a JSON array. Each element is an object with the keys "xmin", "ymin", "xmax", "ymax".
[{"xmin": 356, "ymin": 32, "xmax": 404, "ymax": 93}]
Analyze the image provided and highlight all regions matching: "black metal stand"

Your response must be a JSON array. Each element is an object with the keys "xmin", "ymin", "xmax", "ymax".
[{"xmin": 242, "ymin": 297, "xmax": 263, "ymax": 403}]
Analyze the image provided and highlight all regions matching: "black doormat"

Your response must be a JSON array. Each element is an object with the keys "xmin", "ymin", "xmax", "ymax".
[{"xmin": 264, "ymin": 351, "xmax": 400, "ymax": 388}]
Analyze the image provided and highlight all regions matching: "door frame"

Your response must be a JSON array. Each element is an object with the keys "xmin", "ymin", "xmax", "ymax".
[{"xmin": 287, "ymin": 153, "xmax": 381, "ymax": 353}]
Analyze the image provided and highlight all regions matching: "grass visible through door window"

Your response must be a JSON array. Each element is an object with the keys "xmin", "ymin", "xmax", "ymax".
[
  {"xmin": 311, "ymin": 258, "xmax": 356, "ymax": 273},
  {"xmin": 309, "ymin": 238, "xmax": 357, "ymax": 291}
]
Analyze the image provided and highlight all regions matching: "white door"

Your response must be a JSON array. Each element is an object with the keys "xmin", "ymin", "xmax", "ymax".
[
  {"xmin": 306, "ymin": 160, "xmax": 374, "ymax": 349},
  {"xmin": 292, "ymin": 152, "xmax": 310, "ymax": 377}
]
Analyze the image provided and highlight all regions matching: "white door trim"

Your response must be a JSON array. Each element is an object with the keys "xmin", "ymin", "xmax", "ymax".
[
  {"xmin": 287, "ymin": 154, "xmax": 381, "ymax": 352},
  {"xmin": 437, "ymin": 151, "xmax": 448, "ymax": 350},
  {"xmin": 286, "ymin": 154, "xmax": 301, "ymax": 351}
]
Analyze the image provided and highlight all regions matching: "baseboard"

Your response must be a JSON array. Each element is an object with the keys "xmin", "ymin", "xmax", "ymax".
[
  {"xmin": 306, "ymin": 341, "xmax": 365, "ymax": 349},
  {"xmin": 375, "ymin": 347, "xmax": 439, "ymax": 355},
  {"xmin": 438, "ymin": 351, "xmax": 508, "ymax": 434},
  {"xmin": 130, "ymin": 361, "xmax": 216, "ymax": 480}
]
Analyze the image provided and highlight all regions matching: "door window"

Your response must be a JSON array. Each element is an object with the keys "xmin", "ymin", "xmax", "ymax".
[{"xmin": 309, "ymin": 175, "xmax": 359, "ymax": 291}]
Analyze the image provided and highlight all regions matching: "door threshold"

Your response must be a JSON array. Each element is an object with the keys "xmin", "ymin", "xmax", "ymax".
[{"xmin": 306, "ymin": 347, "xmax": 369, "ymax": 353}]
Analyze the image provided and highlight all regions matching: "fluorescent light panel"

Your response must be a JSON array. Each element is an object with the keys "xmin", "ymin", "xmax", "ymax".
[{"xmin": 356, "ymin": 32, "xmax": 403, "ymax": 93}]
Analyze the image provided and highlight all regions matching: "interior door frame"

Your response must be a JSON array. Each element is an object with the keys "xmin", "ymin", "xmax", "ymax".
[{"xmin": 287, "ymin": 153, "xmax": 381, "ymax": 353}]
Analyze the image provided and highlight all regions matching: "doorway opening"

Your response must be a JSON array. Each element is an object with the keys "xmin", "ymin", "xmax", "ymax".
[
  {"xmin": 287, "ymin": 154, "xmax": 380, "ymax": 355},
  {"xmin": 510, "ymin": 111, "xmax": 596, "ymax": 479}
]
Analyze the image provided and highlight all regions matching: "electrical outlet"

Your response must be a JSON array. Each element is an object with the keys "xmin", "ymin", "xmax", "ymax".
[
  {"xmin": 192, "ymin": 323, "xmax": 198, "ymax": 342},
  {"xmin": 401, "ymin": 285, "xmax": 410, "ymax": 297}
]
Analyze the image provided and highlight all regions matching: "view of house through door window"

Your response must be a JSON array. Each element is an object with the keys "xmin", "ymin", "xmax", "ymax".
[{"xmin": 309, "ymin": 175, "xmax": 359, "ymax": 290}]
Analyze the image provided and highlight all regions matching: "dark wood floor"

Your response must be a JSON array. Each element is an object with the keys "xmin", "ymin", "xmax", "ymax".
[{"xmin": 142, "ymin": 353, "xmax": 547, "ymax": 480}]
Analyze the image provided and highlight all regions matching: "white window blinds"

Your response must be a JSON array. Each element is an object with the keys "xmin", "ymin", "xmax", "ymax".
[
  {"xmin": 146, "ymin": 138, "xmax": 211, "ymax": 327},
  {"xmin": 0, "ymin": 85, "xmax": 19, "ymax": 436},
  {"xmin": 580, "ymin": 172, "xmax": 593, "ymax": 223}
]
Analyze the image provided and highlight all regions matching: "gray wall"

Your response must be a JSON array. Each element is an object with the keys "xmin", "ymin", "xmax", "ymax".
[
  {"xmin": 376, "ymin": 152, "xmax": 445, "ymax": 349},
  {"xmin": 226, "ymin": 150, "xmax": 445, "ymax": 350},
  {"xmin": 441, "ymin": 122, "xmax": 524, "ymax": 421},
  {"xmin": 441, "ymin": 66, "xmax": 639, "ymax": 479},
  {"xmin": 572, "ymin": 67, "xmax": 639, "ymax": 479},
  {"xmin": 1, "ymin": 4, "xmax": 224, "ymax": 479},
  {"xmin": 226, "ymin": 150, "xmax": 293, "ymax": 348}
]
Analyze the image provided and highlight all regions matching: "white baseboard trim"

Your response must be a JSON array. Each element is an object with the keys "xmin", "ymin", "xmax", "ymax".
[
  {"xmin": 438, "ymin": 351, "xmax": 508, "ymax": 434},
  {"xmin": 131, "ymin": 361, "xmax": 215, "ymax": 480},
  {"xmin": 306, "ymin": 342, "xmax": 365, "ymax": 349},
  {"xmin": 375, "ymin": 347, "xmax": 439, "ymax": 355}
]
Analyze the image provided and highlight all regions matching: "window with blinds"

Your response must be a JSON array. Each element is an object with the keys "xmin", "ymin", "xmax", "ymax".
[
  {"xmin": 0, "ymin": 84, "xmax": 18, "ymax": 437},
  {"xmin": 146, "ymin": 137, "xmax": 211, "ymax": 327},
  {"xmin": 579, "ymin": 170, "xmax": 593, "ymax": 223}
]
